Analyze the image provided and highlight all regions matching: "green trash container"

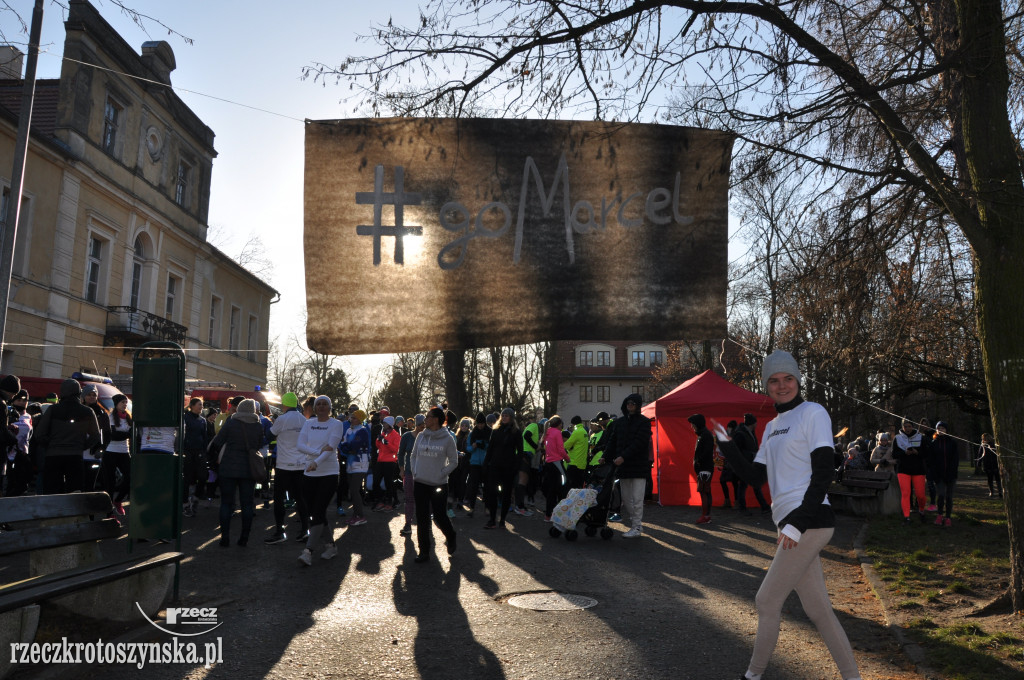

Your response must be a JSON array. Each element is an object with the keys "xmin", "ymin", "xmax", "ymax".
[{"xmin": 128, "ymin": 342, "xmax": 186, "ymax": 599}]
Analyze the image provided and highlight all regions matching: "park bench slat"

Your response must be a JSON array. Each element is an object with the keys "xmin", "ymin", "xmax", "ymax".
[
  {"xmin": 0, "ymin": 492, "xmax": 113, "ymax": 523},
  {"xmin": 0, "ymin": 551, "xmax": 182, "ymax": 614},
  {"xmin": 0, "ymin": 519, "xmax": 122, "ymax": 556}
]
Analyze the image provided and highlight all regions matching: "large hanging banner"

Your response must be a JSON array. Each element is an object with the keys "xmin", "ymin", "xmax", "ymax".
[{"xmin": 304, "ymin": 117, "xmax": 732, "ymax": 354}]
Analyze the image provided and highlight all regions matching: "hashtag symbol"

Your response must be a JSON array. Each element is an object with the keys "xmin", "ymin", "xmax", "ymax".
[{"xmin": 355, "ymin": 165, "xmax": 423, "ymax": 265}]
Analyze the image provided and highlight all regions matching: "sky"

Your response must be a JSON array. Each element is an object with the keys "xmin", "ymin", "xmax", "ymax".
[
  {"xmin": 0, "ymin": 0, "xmax": 419, "ymax": 395},
  {"xmin": 1, "ymin": 0, "xmax": 748, "ymax": 399}
]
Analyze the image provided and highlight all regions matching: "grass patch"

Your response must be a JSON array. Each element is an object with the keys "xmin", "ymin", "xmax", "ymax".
[{"xmin": 864, "ymin": 470, "xmax": 1020, "ymax": 678}]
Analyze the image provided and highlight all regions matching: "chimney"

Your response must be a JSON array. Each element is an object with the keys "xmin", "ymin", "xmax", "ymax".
[
  {"xmin": 140, "ymin": 41, "xmax": 176, "ymax": 85},
  {"xmin": 0, "ymin": 46, "xmax": 24, "ymax": 79}
]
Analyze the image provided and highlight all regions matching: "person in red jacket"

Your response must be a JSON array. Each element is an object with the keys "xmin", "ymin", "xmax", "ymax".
[{"xmin": 373, "ymin": 416, "xmax": 401, "ymax": 512}]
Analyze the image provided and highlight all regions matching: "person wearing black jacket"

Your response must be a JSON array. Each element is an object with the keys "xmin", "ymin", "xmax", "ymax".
[
  {"xmin": 734, "ymin": 413, "xmax": 771, "ymax": 513},
  {"xmin": 712, "ymin": 350, "xmax": 860, "ymax": 680},
  {"xmin": 35, "ymin": 379, "xmax": 101, "ymax": 494},
  {"xmin": 482, "ymin": 407, "xmax": 524, "ymax": 530},
  {"xmin": 930, "ymin": 422, "xmax": 960, "ymax": 527},
  {"xmin": 183, "ymin": 398, "xmax": 210, "ymax": 517},
  {"xmin": 81, "ymin": 384, "xmax": 111, "ymax": 491},
  {"xmin": 604, "ymin": 393, "xmax": 652, "ymax": 538},
  {"xmin": 688, "ymin": 413, "xmax": 715, "ymax": 524}
]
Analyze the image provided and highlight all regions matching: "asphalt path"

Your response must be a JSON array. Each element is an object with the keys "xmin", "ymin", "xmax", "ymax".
[{"xmin": 19, "ymin": 494, "xmax": 926, "ymax": 680}]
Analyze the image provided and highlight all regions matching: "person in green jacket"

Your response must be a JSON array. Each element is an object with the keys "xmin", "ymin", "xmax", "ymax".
[
  {"xmin": 564, "ymin": 415, "xmax": 590, "ymax": 489},
  {"xmin": 516, "ymin": 417, "xmax": 541, "ymax": 515}
]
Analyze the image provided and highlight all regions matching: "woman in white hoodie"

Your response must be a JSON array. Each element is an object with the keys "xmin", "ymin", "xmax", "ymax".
[
  {"xmin": 296, "ymin": 396, "xmax": 344, "ymax": 566},
  {"xmin": 409, "ymin": 406, "xmax": 460, "ymax": 563}
]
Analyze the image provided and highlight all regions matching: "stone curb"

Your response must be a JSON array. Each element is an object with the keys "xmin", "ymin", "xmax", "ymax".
[{"xmin": 853, "ymin": 520, "xmax": 940, "ymax": 680}]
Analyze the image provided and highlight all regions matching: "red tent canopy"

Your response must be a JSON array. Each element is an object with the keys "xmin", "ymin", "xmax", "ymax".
[{"xmin": 642, "ymin": 370, "xmax": 776, "ymax": 506}]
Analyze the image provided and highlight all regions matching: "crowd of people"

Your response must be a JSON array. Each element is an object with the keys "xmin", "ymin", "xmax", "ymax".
[
  {"xmin": 833, "ymin": 417, "xmax": 991, "ymax": 526},
  {"xmin": 0, "ymin": 356, "xmax": 1002, "ymax": 680}
]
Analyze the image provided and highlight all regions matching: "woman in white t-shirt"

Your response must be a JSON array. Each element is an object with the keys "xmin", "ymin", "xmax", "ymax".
[
  {"xmin": 296, "ymin": 396, "xmax": 344, "ymax": 566},
  {"xmin": 714, "ymin": 350, "xmax": 861, "ymax": 680}
]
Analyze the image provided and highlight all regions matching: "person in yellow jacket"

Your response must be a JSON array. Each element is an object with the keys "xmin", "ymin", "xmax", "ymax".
[
  {"xmin": 516, "ymin": 417, "xmax": 541, "ymax": 515},
  {"xmin": 564, "ymin": 415, "xmax": 589, "ymax": 489}
]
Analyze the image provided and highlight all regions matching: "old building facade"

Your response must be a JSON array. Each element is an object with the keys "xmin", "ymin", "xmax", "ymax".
[
  {"xmin": 0, "ymin": 1, "xmax": 276, "ymax": 392},
  {"xmin": 554, "ymin": 340, "xmax": 671, "ymax": 419}
]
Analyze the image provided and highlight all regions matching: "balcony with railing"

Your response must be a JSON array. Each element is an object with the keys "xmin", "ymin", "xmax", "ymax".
[{"xmin": 104, "ymin": 306, "xmax": 187, "ymax": 347}]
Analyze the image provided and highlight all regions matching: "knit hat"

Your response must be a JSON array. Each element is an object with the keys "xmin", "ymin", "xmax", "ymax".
[
  {"xmin": 351, "ymin": 408, "xmax": 367, "ymax": 423},
  {"xmin": 414, "ymin": 414, "xmax": 426, "ymax": 426},
  {"xmin": 383, "ymin": 416, "xmax": 395, "ymax": 427},
  {"xmin": 112, "ymin": 394, "xmax": 128, "ymax": 407},
  {"xmin": 501, "ymin": 407, "xmax": 515, "ymax": 419},
  {"xmin": 476, "ymin": 412, "xmax": 487, "ymax": 425},
  {"xmin": 485, "ymin": 413, "xmax": 498, "ymax": 426},
  {"xmin": 281, "ymin": 392, "xmax": 298, "ymax": 408},
  {"xmin": 394, "ymin": 415, "xmax": 406, "ymax": 424},
  {"xmin": 761, "ymin": 350, "xmax": 802, "ymax": 391},
  {"xmin": 60, "ymin": 379, "xmax": 82, "ymax": 398},
  {"xmin": 82, "ymin": 383, "xmax": 98, "ymax": 396},
  {"xmin": 0, "ymin": 374, "xmax": 20, "ymax": 395},
  {"xmin": 236, "ymin": 399, "xmax": 258, "ymax": 415}
]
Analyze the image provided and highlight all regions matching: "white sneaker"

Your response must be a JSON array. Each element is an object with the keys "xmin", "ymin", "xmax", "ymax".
[
  {"xmin": 320, "ymin": 544, "xmax": 338, "ymax": 560},
  {"xmin": 298, "ymin": 548, "xmax": 313, "ymax": 566},
  {"xmin": 622, "ymin": 527, "xmax": 641, "ymax": 538}
]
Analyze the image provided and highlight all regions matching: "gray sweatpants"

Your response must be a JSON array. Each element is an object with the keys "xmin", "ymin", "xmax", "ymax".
[{"xmin": 748, "ymin": 527, "xmax": 860, "ymax": 679}]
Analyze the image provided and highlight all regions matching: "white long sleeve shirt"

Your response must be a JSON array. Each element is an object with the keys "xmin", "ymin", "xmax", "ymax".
[{"xmin": 297, "ymin": 417, "xmax": 344, "ymax": 477}]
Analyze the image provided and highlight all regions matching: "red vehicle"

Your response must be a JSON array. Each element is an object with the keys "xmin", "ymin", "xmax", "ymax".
[{"xmin": 9, "ymin": 372, "xmax": 125, "ymax": 411}]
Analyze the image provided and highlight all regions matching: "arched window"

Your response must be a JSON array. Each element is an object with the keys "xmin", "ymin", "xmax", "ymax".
[{"xmin": 130, "ymin": 236, "xmax": 146, "ymax": 309}]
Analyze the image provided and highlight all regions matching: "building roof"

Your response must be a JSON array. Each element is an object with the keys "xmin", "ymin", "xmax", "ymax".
[{"xmin": 0, "ymin": 79, "xmax": 62, "ymax": 140}]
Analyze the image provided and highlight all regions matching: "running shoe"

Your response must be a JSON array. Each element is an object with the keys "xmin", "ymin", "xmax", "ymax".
[
  {"xmin": 298, "ymin": 549, "xmax": 312, "ymax": 566},
  {"xmin": 513, "ymin": 507, "xmax": 533, "ymax": 517},
  {"xmin": 348, "ymin": 516, "xmax": 368, "ymax": 526},
  {"xmin": 264, "ymin": 530, "xmax": 287, "ymax": 545},
  {"xmin": 321, "ymin": 544, "xmax": 338, "ymax": 560}
]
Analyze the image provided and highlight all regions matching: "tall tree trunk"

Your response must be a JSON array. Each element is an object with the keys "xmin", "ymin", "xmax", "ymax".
[
  {"xmin": 954, "ymin": 0, "xmax": 1024, "ymax": 611},
  {"xmin": 442, "ymin": 349, "xmax": 469, "ymax": 417}
]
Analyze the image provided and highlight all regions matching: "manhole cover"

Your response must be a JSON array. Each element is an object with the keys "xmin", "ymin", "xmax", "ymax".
[{"xmin": 506, "ymin": 592, "xmax": 597, "ymax": 611}]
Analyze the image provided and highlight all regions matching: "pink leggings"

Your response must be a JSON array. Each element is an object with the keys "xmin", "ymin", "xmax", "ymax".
[{"xmin": 898, "ymin": 473, "xmax": 927, "ymax": 518}]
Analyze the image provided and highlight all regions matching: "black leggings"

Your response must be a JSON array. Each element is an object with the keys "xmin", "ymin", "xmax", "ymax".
[
  {"xmin": 101, "ymin": 451, "xmax": 131, "ymax": 503},
  {"xmin": 485, "ymin": 465, "xmax": 517, "ymax": 524},
  {"xmin": 274, "ymin": 468, "xmax": 309, "ymax": 532},
  {"xmin": 414, "ymin": 481, "xmax": 455, "ymax": 556},
  {"xmin": 302, "ymin": 474, "xmax": 337, "ymax": 530}
]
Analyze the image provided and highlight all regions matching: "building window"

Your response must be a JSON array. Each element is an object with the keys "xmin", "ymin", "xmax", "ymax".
[
  {"xmin": 165, "ymin": 273, "xmax": 181, "ymax": 320},
  {"xmin": 597, "ymin": 350, "xmax": 611, "ymax": 367},
  {"xmin": 631, "ymin": 386, "xmax": 646, "ymax": 401},
  {"xmin": 597, "ymin": 386, "xmax": 611, "ymax": 402},
  {"xmin": 208, "ymin": 296, "xmax": 221, "ymax": 347},
  {"xmin": 247, "ymin": 315, "xmax": 258, "ymax": 362},
  {"xmin": 85, "ymin": 235, "xmax": 104, "ymax": 303},
  {"xmin": 579, "ymin": 350, "xmax": 593, "ymax": 367},
  {"xmin": 580, "ymin": 385, "xmax": 593, "ymax": 402},
  {"xmin": 102, "ymin": 97, "xmax": 122, "ymax": 155},
  {"xmin": 0, "ymin": 186, "xmax": 9, "ymax": 226},
  {"xmin": 229, "ymin": 306, "xmax": 241, "ymax": 352},
  {"xmin": 631, "ymin": 351, "xmax": 646, "ymax": 367},
  {"xmin": 130, "ymin": 237, "xmax": 145, "ymax": 309},
  {"xmin": 649, "ymin": 351, "xmax": 664, "ymax": 367},
  {"xmin": 175, "ymin": 159, "xmax": 192, "ymax": 206}
]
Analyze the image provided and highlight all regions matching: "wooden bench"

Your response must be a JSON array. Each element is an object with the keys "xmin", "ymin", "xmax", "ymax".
[
  {"xmin": 828, "ymin": 469, "xmax": 900, "ymax": 515},
  {"xmin": 0, "ymin": 493, "xmax": 182, "ymax": 677}
]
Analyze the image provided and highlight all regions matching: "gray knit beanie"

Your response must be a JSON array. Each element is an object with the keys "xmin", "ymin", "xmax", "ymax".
[{"xmin": 761, "ymin": 350, "xmax": 802, "ymax": 391}]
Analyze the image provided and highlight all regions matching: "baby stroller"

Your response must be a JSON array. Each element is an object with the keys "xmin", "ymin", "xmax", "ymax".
[{"xmin": 549, "ymin": 465, "xmax": 617, "ymax": 541}]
